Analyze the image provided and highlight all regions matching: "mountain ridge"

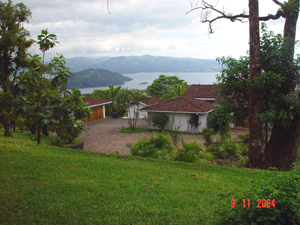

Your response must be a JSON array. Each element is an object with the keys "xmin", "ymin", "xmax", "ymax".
[
  {"xmin": 66, "ymin": 68, "xmax": 132, "ymax": 89},
  {"xmin": 66, "ymin": 55, "xmax": 221, "ymax": 74}
]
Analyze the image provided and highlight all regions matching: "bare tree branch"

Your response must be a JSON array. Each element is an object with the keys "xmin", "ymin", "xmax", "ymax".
[
  {"xmin": 187, "ymin": 0, "xmax": 285, "ymax": 34},
  {"xmin": 272, "ymin": 0, "xmax": 284, "ymax": 6},
  {"xmin": 107, "ymin": 0, "xmax": 111, "ymax": 14}
]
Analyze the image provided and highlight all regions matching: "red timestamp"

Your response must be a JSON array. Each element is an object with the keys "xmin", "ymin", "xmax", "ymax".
[{"xmin": 231, "ymin": 199, "xmax": 275, "ymax": 208}]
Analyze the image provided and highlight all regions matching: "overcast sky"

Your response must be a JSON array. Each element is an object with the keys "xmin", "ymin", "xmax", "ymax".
[{"xmin": 18, "ymin": 0, "xmax": 296, "ymax": 60}]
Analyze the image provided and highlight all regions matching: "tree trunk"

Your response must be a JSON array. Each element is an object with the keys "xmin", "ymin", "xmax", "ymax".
[
  {"xmin": 246, "ymin": 0, "xmax": 263, "ymax": 168},
  {"xmin": 262, "ymin": 118, "xmax": 300, "ymax": 170},
  {"xmin": 262, "ymin": 0, "xmax": 299, "ymax": 171},
  {"xmin": 3, "ymin": 118, "xmax": 12, "ymax": 137}
]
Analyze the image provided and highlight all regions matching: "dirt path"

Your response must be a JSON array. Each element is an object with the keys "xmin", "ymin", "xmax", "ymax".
[{"xmin": 78, "ymin": 117, "xmax": 247, "ymax": 155}]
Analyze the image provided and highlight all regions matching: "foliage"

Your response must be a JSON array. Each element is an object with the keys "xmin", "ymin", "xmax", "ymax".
[
  {"xmin": 215, "ymin": 55, "xmax": 250, "ymax": 121},
  {"xmin": 161, "ymin": 83, "xmax": 188, "ymax": 100},
  {"xmin": 237, "ymin": 133, "xmax": 249, "ymax": 144},
  {"xmin": 201, "ymin": 127, "xmax": 215, "ymax": 145},
  {"xmin": 235, "ymin": 157, "xmax": 248, "ymax": 167},
  {"xmin": 216, "ymin": 171, "xmax": 300, "ymax": 225},
  {"xmin": 216, "ymin": 24, "xmax": 300, "ymax": 135},
  {"xmin": 237, "ymin": 143, "xmax": 248, "ymax": 156},
  {"xmin": 146, "ymin": 75, "xmax": 187, "ymax": 97},
  {"xmin": 13, "ymin": 30, "xmax": 90, "ymax": 145},
  {"xmin": 67, "ymin": 69, "xmax": 132, "ymax": 89},
  {"xmin": 125, "ymin": 90, "xmax": 152, "ymax": 129},
  {"xmin": 176, "ymin": 136, "xmax": 206, "ymax": 163},
  {"xmin": 207, "ymin": 106, "xmax": 234, "ymax": 142},
  {"xmin": 221, "ymin": 139, "xmax": 239, "ymax": 158},
  {"xmin": 126, "ymin": 132, "xmax": 177, "ymax": 160},
  {"xmin": 0, "ymin": 0, "xmax": 33, "ymax": 136},
  {"xmin": 207, "ymin": 139, "xmax": 239, "ymax": 159},
  {"xmin": 151, "ymin": 113, "xmax": 169, "ymax": 130}
]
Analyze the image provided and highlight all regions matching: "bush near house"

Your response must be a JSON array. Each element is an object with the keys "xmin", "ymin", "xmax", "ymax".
[{"xmin": 151, "ymin": 113, "xmax": 169, "ymax": 130}]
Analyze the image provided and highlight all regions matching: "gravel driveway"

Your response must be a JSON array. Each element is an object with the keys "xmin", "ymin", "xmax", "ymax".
[{"xmin": 78, "ymin": 117, "xmax": 246, "ymax": 155}]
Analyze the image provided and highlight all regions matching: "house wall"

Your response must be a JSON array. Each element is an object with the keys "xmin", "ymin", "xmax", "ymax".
[
  {"xmin": 148, "ymin": 112, "xmax": 210, "ymax": 133},
  {"xmin": 83, "ymin": 105, "xmax": 105, "ymax": 123},
  {"xmin": 128, "ymin": 103, "xmax": 147, "ymax": 119}
]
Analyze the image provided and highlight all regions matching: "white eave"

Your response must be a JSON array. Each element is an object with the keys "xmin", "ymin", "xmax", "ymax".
[
  {"xmin": 88, "ymin": 101, "xmax": 112, "ymax": 108},
  {"xmin": 140, "ymin": 109, "xmax": 213, "ymax": 115},
  {"xmin": 194, "ymin": 98, "xmax": 215, "ymax": 101}
]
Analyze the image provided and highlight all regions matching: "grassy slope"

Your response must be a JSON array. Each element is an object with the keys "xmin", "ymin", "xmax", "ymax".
[{"xmin": 0, "ymin": 129, "xmax": 287, "ymax": 224}]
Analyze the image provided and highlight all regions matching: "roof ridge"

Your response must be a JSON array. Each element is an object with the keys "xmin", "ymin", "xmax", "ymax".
[{"xmin": 181, "ymin": 96, "xmax": 204, "ymax": 112}]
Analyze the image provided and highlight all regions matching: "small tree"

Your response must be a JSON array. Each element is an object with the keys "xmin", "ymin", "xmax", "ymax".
[
  {"xmin": 152, "ymin": 113, "xmax": 169, "ymax": 130},
  {"xmin": 0, "ymin": 0, "xmax": 33, "ymax": 137},
  {"xmin": 146, "ymin": 75, "xmax": 187, "ymax": 98},
  {"xmin": 126, "ymin": 90, "xmax": 151, "ymax": 129},
  {"xmin": 207, "ymin": 105, "xmax": 234, "ymax": 142},
  {"xmin": 15, "ymin": 31, "xmax": 90, "ymax": 145}
]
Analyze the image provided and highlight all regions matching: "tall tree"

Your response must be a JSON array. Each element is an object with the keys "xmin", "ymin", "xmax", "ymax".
[
  {"xmin": 0, "ymin": 0, "xmax": 33, "ymax": 136},
  {"xmin": 188, "ymin": 0, "xmax": 300, "ymax": 170},
  {"xmin": 35, "ymin": 29, "xmax": 59, "ymax": 144},
  {"xmin": 262, "ymin": 0, "xmax": 300, "ymax": 170},
  {"xmin": 246, "ymin": 0, "xmax": 263, "ymax": 168}
]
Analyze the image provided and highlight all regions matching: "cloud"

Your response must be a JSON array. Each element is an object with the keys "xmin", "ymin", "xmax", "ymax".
[{"xmin": 19, "ymin": 0, "xmax": 299, "ymax": 60}]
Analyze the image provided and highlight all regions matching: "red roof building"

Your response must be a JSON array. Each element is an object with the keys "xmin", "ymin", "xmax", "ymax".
[
  {"xmin": 82, "ymin": 97, "xmax": 111, "ymax": 123},
  {"xmin": 141, "ymin": 96, "xmax": 214, "ymax": 114},
  {"xmin": 182, "ymin": 84, "xmax": 216, "ymax": 100}
]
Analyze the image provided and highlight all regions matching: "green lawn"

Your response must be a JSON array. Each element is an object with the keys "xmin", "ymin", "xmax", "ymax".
[
  {"xmin": 119, "ymin": 127, "xmax": 203, "ymax": 135},
  {"xmin": 0, "ymin": 129, "xmax": 294, "ymax": 224}
]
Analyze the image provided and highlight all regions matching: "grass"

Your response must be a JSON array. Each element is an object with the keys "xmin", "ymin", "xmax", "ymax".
[
  {"xmin": 0, "ymin": 129, "xmax": 296, "ymax": 224},
  {"xmin": 119, "ymin": 127, "xmax": 152, "ymax": 133},
  {"xmin": 119, "ymin": 127, "xmax": 203, "ymax": 135}
]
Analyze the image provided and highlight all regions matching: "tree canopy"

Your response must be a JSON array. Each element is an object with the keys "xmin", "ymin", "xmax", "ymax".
[
  {"xmin": 0, "ymin": 0, "xmax": 33, "ymax": 136},
  {"xmin": 146, "ymin": 75, "xmax": 187, "ymax": 98}
]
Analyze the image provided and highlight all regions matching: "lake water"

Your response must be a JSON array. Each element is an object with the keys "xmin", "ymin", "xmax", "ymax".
[{"xmin": 78, "ymin": 72, "xmax": 219, "ymax": 94}]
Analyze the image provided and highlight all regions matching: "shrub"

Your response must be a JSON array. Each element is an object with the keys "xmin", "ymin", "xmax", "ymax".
[
  {"xmin": 235, "ymin": 157, "xmax": 248, "ymax": 167},
  {"xmin": 151, "ymin": 113, "xmax": 169, "ymax": 130},
  {"xmin": 201, "ymin": 127, "xmax": 215, "ymax": 145},
  {"xmin": 215, "ymin": 171, "xmax": 300, "ymax": 225},
  {"xmin": 176, "ymin": 136, "xmax": 206, "ymax": 163},
  {"xmin": 207, "ymin": 140, "xmax": 239, "ymax": 159},
  {"xmin": 207, "ymin": 143, "xmax": 223, "ymax": 158},
  {"xmin": 237, "ymin": 133, "xmax": 249, "ymax": 144},
  {"xmin": 221, "ymin": 139, "xmax": 239, "ymax": 157},
  {"xmin": 238, "ymin": 143, "xmax": 248, "ymax": 156},
  {"xmin": 126, "ymin": 132, "xmax": 176, "ymax": 159}
]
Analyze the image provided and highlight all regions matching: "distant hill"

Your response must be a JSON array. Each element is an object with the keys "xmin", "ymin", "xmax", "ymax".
[
  {"xmin": 66, "ymin": 55, "xmax": 221, "ymax": 74},
  {"xmin": 67, "ymin": 69, "xmax": 132, "ymax": 89}
]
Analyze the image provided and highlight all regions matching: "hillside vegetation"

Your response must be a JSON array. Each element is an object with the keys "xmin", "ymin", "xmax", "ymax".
[
  {"xmin": 66, "ymin": 55, "xmax": 221, "ymax": 73},
  {"xmin": 0, "ymin": 129, "xmax": 294, "ymax": 224},
  {"xmin": 67, "ymin": 68, "xmax": 132, "ymax": 88}
]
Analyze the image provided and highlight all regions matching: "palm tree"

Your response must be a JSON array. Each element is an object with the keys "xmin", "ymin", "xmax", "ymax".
[
  {"xmin": 37, "ymin": 29, "xmax": 59, "ymax": 64},
  {"xmin": 35, "ymin": 29, "xmax": 59, "ymax": 144},
  {"xmin": 171, "ymin": 83, "xmax": 187, "ymax": 98},
  {"xmin": 108, "ymin": 84, "xmax": 122, "ymax": 117},
  {"xmin": 127, "ymin": 90, "xmax": 152, "ymax": 129}
]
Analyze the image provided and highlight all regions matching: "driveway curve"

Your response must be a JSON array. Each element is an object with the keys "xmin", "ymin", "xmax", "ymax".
[{"xmin": 78, "ymin": 117, "xmax": 246, "ymax": 155}]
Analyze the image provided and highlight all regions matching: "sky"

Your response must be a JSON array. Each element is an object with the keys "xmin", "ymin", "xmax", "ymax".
[{"xmin": 17, "ymin": 0, "xmax": 296, "ymax": 60}]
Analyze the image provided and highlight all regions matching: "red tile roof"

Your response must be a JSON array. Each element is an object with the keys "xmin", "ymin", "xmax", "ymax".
[
  {"xmin": 82, "ymin": 97, "xmax": 111, "ymax": 107},
  {"xmin": 182, "ymin": 84, "xmax": 216, "ymax": 99},
  {"xmin": 141, "ymin": 96, "xmax": 214, "ymax": 113},
  {"xmin": 140, "ymin": 95, "xmax": 163, "ymax": 105}
]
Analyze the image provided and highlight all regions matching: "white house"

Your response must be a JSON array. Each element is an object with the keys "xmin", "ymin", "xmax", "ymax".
[
  {"xmin": 140, "ymin": 85, "xmax": 216, "ymax": 133},
  {"xmin": 127, "ymin": 95, "xmax": 163, "ymax": 119}
]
